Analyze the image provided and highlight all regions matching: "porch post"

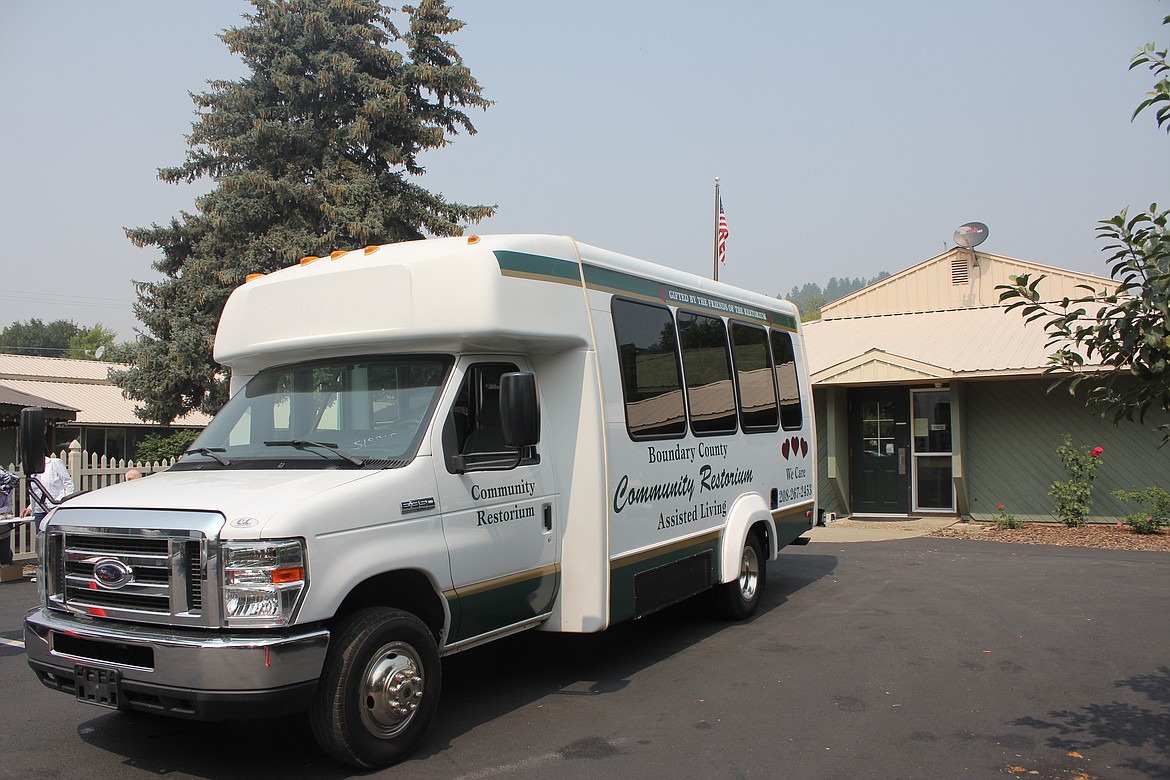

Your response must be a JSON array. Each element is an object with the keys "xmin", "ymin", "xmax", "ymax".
[
  {"xmin": 950, "ymin": 382, "xmax": 970, "ymax": 520},
  {"xmin": 825, "ymin": 386, "xmax": 851, "ymax": 517}
]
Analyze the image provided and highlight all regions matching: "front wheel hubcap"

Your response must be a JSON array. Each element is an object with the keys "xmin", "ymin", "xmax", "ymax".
[{"xmin": 360, "ymin": 641, "xmax": 425, "ymax": 738}]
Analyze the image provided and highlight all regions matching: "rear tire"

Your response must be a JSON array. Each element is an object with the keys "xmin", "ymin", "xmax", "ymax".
[
  {"xmin": 712, "ymin": 533, "xmax": 766, "ymax": 620},
  {"xmin": 309, "ymin": 607, "xmax": 441, "ymax": 768}
]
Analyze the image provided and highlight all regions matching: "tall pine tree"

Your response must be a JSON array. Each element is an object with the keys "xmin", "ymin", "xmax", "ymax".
[{"xmin": 115, "ymin": 0, "xmax": 492, "ymax": 423}]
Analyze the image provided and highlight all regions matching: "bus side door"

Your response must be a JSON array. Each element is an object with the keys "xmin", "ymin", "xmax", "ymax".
[{"xmin": 433, "ymin": 359, "xmax": 559, "ymax": 644}]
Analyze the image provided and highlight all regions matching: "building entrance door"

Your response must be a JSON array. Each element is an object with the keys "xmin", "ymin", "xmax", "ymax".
[
  {"xmin": 849, "ymin": 387, "xmax": 910, "ymax": 515},
  {"xmin": 911, "ymin": 389, "xmax": 954, "ymax": 511}
]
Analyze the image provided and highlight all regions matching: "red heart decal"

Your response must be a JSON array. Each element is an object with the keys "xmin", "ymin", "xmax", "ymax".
[
  {"xmin": 781, "ymin": 440, "xmax": 790, "ymax": 460},
  {"xmin": 791, "ymin": 436, "xmax": 800, "ymax": 454},
  {"xmin": 800, "ymin": 438, "xmax": 808, "ymax": 457}
]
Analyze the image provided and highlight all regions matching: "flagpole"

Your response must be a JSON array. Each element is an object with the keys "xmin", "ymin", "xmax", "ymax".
[{"xmin": 713, "ymin": 177, "xmax": 720, "ymax": 282}]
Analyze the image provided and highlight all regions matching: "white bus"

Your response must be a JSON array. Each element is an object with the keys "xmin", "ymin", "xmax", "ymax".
[{"xmin": 24, "ymin": 234, "xmax": 815, "ymax": 767}]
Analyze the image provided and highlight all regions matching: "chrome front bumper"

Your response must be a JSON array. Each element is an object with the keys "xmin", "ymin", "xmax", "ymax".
[{"xmin": 24, "ymin": 607, "xmax": 329, "ymax": 719}]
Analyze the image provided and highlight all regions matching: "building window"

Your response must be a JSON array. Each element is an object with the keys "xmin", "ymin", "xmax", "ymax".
[
  {"xmin": 81, "ymin": 427, "xmax": 127, "ymax": 461},
  {"xmin": 106, "ymin": 428, "xmax": 126, "ymax": 461},
  {"xmin": 860, "ymin": 400, "xmax": 897, "ymax": 457},
  {"xmin": 54, "ymin": 427, "xmax": 81, "ymax": 452}
]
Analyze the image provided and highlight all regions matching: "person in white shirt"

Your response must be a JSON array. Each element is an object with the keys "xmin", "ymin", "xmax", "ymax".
[{"xmin": 20, "ymin": 446, "xmax": 74, "ymax": 526}]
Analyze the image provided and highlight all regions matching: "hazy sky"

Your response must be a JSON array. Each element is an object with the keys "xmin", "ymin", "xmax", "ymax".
[{"xmin": 2, "ymin": 1, "xmax": 1168, "ymax": 342}]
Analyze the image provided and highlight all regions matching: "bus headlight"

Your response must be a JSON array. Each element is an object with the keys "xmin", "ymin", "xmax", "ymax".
[{"xmin": 222, "ymin": 539, "xmax": 306, "ymax": 627}]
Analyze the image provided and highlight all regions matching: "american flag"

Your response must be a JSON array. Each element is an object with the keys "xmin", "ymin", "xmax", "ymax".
[{"xmin": 717, "ymin": 198, "xmax": 729, "ymax": 264}]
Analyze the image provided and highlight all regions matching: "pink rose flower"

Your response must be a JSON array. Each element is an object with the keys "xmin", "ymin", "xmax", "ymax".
[
  {"xmin": 1091, "ymin": 447, "xmax": 1103, "ymax": 458},
  {"xmin": 997, "ymin": 504, "xmax": 1004, "ymax": 511}
]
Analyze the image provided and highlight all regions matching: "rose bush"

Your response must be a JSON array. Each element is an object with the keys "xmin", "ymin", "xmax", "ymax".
[
  {"xmin": 995, "ymin": 502, "xmax": 1025, "ymax": 530},
  {"xmin": 1050, "ymin": 436, "xmax": 1103, "ymax": 527},
  {"xmin": 1112, "ymin": 486, "xmax": 1170, "ymax": 534}
]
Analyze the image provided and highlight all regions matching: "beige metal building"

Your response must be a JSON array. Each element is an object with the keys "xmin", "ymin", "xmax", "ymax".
[
  {"xmin": 804, "ymin": 248, "xmax": 1169, "ymax": 523},
  {"xmin": 0, "ymin": 354, "xmax": 209, "ymax": 464}
]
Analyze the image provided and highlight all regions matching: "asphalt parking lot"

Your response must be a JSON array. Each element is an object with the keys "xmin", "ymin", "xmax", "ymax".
[{"xmin": 2, "ymin": 537, "xmax": 1168, "ymax": 779}]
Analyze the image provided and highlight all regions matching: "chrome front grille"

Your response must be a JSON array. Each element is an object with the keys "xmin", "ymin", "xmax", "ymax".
[
  {"xmin": 45, "ymin": 509, "xmax": 225, "ymax": 628},
  {"xmin": 61, "ymin": 534, "xmax": 172, "ymax": 613},
  {"xmin": 186, "ymin": 540, "xmax": 204, "ymax": 612}
]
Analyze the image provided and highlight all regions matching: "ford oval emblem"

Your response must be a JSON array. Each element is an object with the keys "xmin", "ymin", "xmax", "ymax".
[
  {"xmin": 231, "ymin": 517, "xmax": 259, "ymax": 528},
  {"xmin": 93, "ymin": 558, "xmax": 134, "ymax": 590}
]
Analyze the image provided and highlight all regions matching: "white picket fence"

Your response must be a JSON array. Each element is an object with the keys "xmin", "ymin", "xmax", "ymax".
[{"xmin": 3, "ymin": 440, "xmax": 176, "ymax": 564}]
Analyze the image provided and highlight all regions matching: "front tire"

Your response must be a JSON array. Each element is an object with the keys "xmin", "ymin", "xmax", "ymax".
[
  {"xmin": 712, "ymin": 533, "xmax": 766, "ymax": 620},
  {"xmin": 310, "ymin": 607, "xmax": 441, "ymax": 768}
]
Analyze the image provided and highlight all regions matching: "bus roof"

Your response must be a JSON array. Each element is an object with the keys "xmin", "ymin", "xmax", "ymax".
[{"xmin": 215, "ymin": 235, "xmax": 798, "ymax": 375}]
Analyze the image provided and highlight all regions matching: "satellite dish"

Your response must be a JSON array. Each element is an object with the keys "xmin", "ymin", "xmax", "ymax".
[
  {"xmin": 94, "ymin": 346, "xmax": 106, "ymax": 360},
  {"xmin": 953, "ymin": 222, "xmax": 988, "ymax": 249}
]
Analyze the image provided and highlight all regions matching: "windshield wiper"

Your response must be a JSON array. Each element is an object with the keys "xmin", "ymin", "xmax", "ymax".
[
  {"xmin": 263, "ymin": 440, "xmax": 364, "ymax": 467},
  {"xmin": 183, "ymin": 447, "xmax": 232, "ymax": 466}
]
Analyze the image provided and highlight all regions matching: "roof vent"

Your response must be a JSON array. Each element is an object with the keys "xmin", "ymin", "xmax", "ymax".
[{"xmin": 951, "ymin": 254, "xmax": 970, "ymax": 285}]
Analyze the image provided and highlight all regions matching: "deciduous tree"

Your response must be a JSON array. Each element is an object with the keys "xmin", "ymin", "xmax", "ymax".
[
  {"xmin": 66, "ymin": 323, "xmax": 120, "ymax": 360},
  {"xmin": 0, "ymin": 319, "xmax": 81, "ymax": 357},
  {"xmin": 999, "ymin": 17, "xmax": 1170, "ymax": 446}
]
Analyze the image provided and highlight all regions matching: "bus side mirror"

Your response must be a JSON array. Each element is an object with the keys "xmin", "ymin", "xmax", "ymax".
[
  {"xmin": 500, "ymin": 372, "xmax": 539, "ymax": 448},
  {"xmin": 21, "ymin": 407, "xmax": 45, "ymax": 476}
]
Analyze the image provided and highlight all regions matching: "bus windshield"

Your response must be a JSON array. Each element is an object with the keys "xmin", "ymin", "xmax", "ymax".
[{"xmin": 174, "ymin": 355, "xmax": 453, "ymax": 470}]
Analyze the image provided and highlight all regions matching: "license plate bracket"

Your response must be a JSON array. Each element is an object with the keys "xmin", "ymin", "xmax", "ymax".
[{"xmin": 74, "ymin": 663, "xmax": 122, "ymax": 709}]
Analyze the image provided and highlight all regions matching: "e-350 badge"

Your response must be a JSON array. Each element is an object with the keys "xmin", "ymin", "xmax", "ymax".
[{"xmin": 401, "ymin": 497, "xmax": 436, "ymax": 514}]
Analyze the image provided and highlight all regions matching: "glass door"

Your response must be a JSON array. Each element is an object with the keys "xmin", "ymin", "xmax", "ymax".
[{"xmin": 911, "ymin": 390, "xmax": 953, "ymax": 511}]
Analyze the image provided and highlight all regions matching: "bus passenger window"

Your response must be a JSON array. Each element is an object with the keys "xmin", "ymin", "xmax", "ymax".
[
  {"xmin": 612, "ymin": 299, "xmax": 686, "ymax": 439},
  {"xmin": 770, "ymin": 330, "xmax": 804, "ymax": 430},
  {"xmin": 677, "ymin": 311, "xmax": 737, "ymax": 436},
  {"xmin": 730, "ymin": 322, "xmax": 779, "ymax": 432}
]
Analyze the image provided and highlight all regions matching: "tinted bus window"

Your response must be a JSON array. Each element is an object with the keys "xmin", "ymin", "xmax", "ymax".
[
  {"xmin": 730, "ymin": 322, "xmax": 779, "ymax": 432},
  {"xmin": 770, "ymin": 330, "xmax": 804, "ymax": 430},
  {"xmin": 677, "ymin": 311, "xmax": 737, "ymax": 435},
  {"xmin": 612, "ymin": 299, "xmax": 686, "ymax": 438}
]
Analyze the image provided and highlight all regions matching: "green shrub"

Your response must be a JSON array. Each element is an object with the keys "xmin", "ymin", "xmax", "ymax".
[
  {"xmin": 134, "ymin": 429, "xmax": 201, "ymax": 463},
  {"xmin": 1049, "ymin": 436, "xmax": 1103, "ymax": 527},
  {"xmin": 1112, "ymin": 486, "xmax": 1170, "ymax": 534},
  {"xmin": 993, "ymin": 503, "xmax": 1025, "ymax": 530}
]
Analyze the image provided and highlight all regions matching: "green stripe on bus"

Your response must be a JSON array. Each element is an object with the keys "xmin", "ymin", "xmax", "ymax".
[
  {"xmin": 581, "ymin": 263, "xmax": 797, "ymax": 330},
  {"xmin": 609, "ymin": 534, "xmax": 722, "ymax": 623},
  {"xmin": 493, "ymin": 250, "xmax": 583, "ymax": 285},
  {"xmin": 446, "ymin": 569, "xmax": 559, "ymax": 643},
  {"xmin": 773, "ymin": 502, "xmax": 815, "ymax": 547},
  {"xmin": 490, "ymin": 250, "xmax": 797, "ymax": 330}
]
